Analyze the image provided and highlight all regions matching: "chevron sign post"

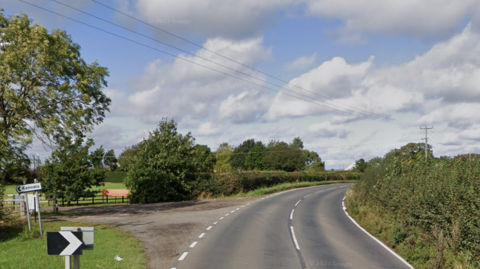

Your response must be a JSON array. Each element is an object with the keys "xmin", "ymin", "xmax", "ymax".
[{"xmin": 47, "ymin": 231, "xmax": 83, "ymax": 255}]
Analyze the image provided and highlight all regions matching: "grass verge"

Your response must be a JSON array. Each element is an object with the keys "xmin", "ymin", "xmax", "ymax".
[
  {"xmin": 204, "ymin": 180, "xmax": 357, "ymax": 199},
  {"xmin": 0, "ymin": 217, "xmax": 146, "ymax": 269},
  {"xmin": 4, "ymin": 182, "xmax": 127, "ymax": 195}
]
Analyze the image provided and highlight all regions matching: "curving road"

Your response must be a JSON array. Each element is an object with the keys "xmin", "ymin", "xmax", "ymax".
[{"xmin": 170, "ymin": 184, "xmax": 412, "ymax": 269}]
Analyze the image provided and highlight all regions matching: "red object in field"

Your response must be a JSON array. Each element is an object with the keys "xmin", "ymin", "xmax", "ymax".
[{"xmin": 102, "ymin": 189, "xmax": 129, "ymax": 196}]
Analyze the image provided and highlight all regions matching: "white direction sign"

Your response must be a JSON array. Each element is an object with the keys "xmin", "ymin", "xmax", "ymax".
[{"xmin": 16, "ymin": 182, "xmax": 42, "ymax": 193}]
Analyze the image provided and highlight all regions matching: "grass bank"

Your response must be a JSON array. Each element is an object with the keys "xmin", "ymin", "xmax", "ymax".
[
  {"xmin": 197, "ymin": 180, "xmax": 357, "ymax": 199},
  {"xmin": 0, "ymin": 217, "xmax": 146, "ymax": 269}
]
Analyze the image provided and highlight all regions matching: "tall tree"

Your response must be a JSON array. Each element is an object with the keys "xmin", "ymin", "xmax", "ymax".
[
  {"xmin": 90, "ymin": 146, "xmax": 105, "ymax": 168},
  {"xmin": 263, "ymin": 141, "xmax": 304, "ymax": 172},
  {"xmin": 245, "ymin": 141, "xmax": 266, "ymax": 170},
  {"xmin": 303, "ymin": 150, "xmax": 325, "ymax": 171},
  {"xmin": 104, "ymin": 149, "xmax": 118, "ymax": 171},
  {"xmin": 125, "ymin": 119, "xmax": 203, "ymax": 203},
  {"xmin": 194, "ymin": 145, "xmax": 216, "ymax": 173},
  {"xmin": 118, "ymin": 144, "xmax": 142, "ymax": 172},
  {"xmin": 42, "ymin": 136, "xmax": 105, "ymax": 207},
  {"xmin": 0, "ymin": 11, "xmax": 110, "ymax": 187},
  {"xmin": 214, "ymin": 143, "xmax": 233, "ymax": 173},
  {"xmin": 229, "ymin": 139, "xmax": 256, "ymax": 170}
]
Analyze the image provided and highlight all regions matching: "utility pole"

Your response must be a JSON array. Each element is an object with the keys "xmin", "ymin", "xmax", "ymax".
[{"xmin": 420, "ymin": 126, "xmax": 433, "ymax": 160}]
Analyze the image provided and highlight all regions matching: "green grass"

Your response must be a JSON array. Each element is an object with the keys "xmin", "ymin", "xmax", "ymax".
[
  {"xmin": 0, "ymin": 219, "xmax": 147, "ymax": 269},
  {"xmin": 225, "ymin": 180, "xmax": 357, "ymax": 198}
]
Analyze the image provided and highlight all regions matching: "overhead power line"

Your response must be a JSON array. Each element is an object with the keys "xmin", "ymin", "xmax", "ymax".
[
  {"xmin": 89, "ymin": 0, "xmax": 399, "ymax": 123},
  {"xmin": 20, "ymin": 0, "xmax": 407, "ymax": 124}
]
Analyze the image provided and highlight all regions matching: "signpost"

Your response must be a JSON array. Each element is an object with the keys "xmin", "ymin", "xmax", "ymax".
[
  {"xmin": 48, "ymin": 227, "xmax": 93, "ymax": 269},
  {"xmin": 16, "ymin": 181, "xmax": 43, "ymax": 234}
]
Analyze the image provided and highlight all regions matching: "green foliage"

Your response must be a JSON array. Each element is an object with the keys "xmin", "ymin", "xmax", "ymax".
[
  {"xmin": 354, "ymin": 158, "xmax": 367, "ymax": 172},
  {"xmin": 0, "ymin": 11, "xmax": 109, "ymax": 192},
  {"xmin": 105, "ymin": 172, "xmax": 127, "ymax": 183},
  {"xmin": 125, "ymin": 118, "xmax": 202, "ymax": 203},
  {"xmin": 229, "ymin": 139, "xmax": 256, "ymax": 170},
  {"xmin": 349, "ymin": 149, "xmax": 480, "ymax": 268},
  {"xmin": 104, "ymin": 149, "xmax": 118, "ymax": 171},
  {"xmin": 41, "ymin": 136, "xmax": 105, "ymax": 205},
  {"xmin": 245, "ymin": 141, "xmax": 266, "ymax": 170},
  {"xmin": 192, "ymin": 171, "xmax": 361, "ymax": 198},
  {"xmin": 303, "ymin": 150, "xmax": 325, "ymax": 171},
  {"xmin": 194, "ymin": 145, "xmax": 216, "ymax": 172},
  {"xmin": 90, "ymin": 146, "xmax": 105, "ymax": 168},
  {"xmin": 214, "ymin": 143, "xmax": 233, "ymax": 173},
  {"xmin": 263, "ymin": 140, "xmax": 304, "ymax": 172},
  {"xmin": 118, "ymin": 144, "xmax": 141, "ymax": 172}
]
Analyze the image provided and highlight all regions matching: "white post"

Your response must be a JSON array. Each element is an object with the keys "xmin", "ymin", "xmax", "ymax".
[
  {"xmin": 34, "ymin": 179, "xmax": 43, "ymax": 236},
  {"xmin": 23, "ymin": 180, "xmax": 32, "ymax": 232},
  {"xmin": 65, "ymin": 256, "xmax": 72, "ymax": 269}
]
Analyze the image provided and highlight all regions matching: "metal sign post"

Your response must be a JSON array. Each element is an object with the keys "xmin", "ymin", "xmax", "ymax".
[
  {"xmin": 17, "ymin": 181, "xmax": 43, "ymax": 233},
  {"xmin": 47, "ymin": 229, "xmax": 85, "ymax": 269}
]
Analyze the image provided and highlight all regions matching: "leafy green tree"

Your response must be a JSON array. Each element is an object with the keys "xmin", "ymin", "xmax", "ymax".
[
  {"xmin": 355, "ymin": 158, "xmax": 368, "ymax": 172},
  {"xmin": 291, "ymin": 137, "xmax": 304, "ymax": 150},
  {"xmin": 229, "ymin": 139, "xmax": 256, "ymax": 170},
  {"xmin": 303, "ymin": 150, "xmax": 325, "ymax": 171},
  {"xmin": 104, "ymin": 149, "xmax": 118, "ymax": 171},
  {"xmin": 214, "ymin": 143, "xmax": 234, "ymax": 173},
  {"xmin": 263, "ymin": 141, "xmax": 304, "ymax": 172},
  {"xmin": 0, "ymin": 11, "xmax": 110, "ymax": 190},
  {"xmin": 90, "ymin": 146, "xmax": 105, "ymax": 168},
  {"xmin": 118, "ymin": 144, "xmax": 142, "ymax": 172},
  {"xmin": 194, "ymin": 145, "xmax": 216, "ymax": 172},
  {"xmin": 42, "ymin": 137, "xmax": 105, "ymax": 207},
  {"xmin": 385, "ymin": 142, "xmax": 433, "ymax": 161},
  {"xmin": 125, "ymin": 119, "xmax": 203, "ymax": 203},
  {"xmin": 245, "ymin": 141, "xmax": 266, "ymax": 170}
]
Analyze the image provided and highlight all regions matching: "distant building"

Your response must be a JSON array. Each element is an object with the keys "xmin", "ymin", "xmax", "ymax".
[{"xmin": 344, "ymin": 163, "xmax": 356, "ymax": 171}]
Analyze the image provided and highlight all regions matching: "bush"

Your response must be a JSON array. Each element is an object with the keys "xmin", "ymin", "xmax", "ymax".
[{"xmin": 348, "ymin": 154, "xmax": 480, "ymax": 268}]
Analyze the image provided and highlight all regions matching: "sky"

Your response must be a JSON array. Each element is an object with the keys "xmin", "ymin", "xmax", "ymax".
[{"xmin": 3, "ymin": 0, "xmax": 480, "ymax": 169}]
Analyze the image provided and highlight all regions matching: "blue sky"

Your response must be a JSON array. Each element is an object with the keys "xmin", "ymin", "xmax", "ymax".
[{"xmin": 4, "ymin": 0, "xmax": 480, "ymax": 169}]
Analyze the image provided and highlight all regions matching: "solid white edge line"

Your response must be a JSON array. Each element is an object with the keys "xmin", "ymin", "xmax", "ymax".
[
  {"xmin": 290, "ymin": 226, "xmax": 300, "ymax": 250},
  {"xmin": 190, "ymin": 241, "xmax": 197, "ymax": 248},
  {"xmin": 290, "ymin": 209, "xmax": 295, "ymax": 220},
  {"xmin": 295, "ymin": 200, "xmax": 301, "ymax": 207},
  {"xmin": 342, "ymin": 195, "xmax": 414, "ymax": 269},
  {"xmin": 178, "ymin": 252, "xmax": 188, "ymax": 261},
  {"xmin": 199, "ymin": 233, "xmax": 205, "ymax": 238},
  {"xmin": 207, "ymin": 226, "xmax": 212, "ymax": 230}
]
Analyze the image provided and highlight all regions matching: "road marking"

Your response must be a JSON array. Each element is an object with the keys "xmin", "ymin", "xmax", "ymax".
[
  {"xmin": 241, "ymin": 205, "xmax": 245, "ymax": 207},
  {"xmin": 231, "ymin": 210, "xmax": 235, "ymax": 213},
  {"xmin": 290, "ymin": 209, "xmax": 295, "ymax": 220},
  {"xmin": 190, "ymin": 242, "xmax": 197, "ymax": 248},
  {"xmin": 213, "ymin": 221, "xmax": 218, "ymax": 225},
  {"xmin": 178, "ymin": 252, "xmax": 188, "ymax": 261},
  {"xmin": 295, "ymin": 200, "xmax": 301, "ymax": 207},
  {"xmin": 290, "ymin": 226, "xmax": 300, "ymax": 250},
  {"xmin": 236, "ymin": 207, "xmax": 240, "ymax": 210},
  {"xmin": 226, "ymin": 213, "xmax": 229, "ymax": 216},
  {"xmin": 207, "ymin": 226, "xmax": 212, "ymax": 230},
  {"xmin": 342, "ymin": 195, "xmax": 414, "ymax": 269},
  {"xmin": 304, "ymin": 194, "xmax": 310, "ymax": 198},
  {"xmin": 247, "ymin": 203, "xmax": 250, "ymax": 205},
  {"xmin": 220, "ymin": 217, "xmax": 224, "ymax": 220},
  {"xmin": 199, "ymin": 233, "xmax": 205, "ymax": 238}
]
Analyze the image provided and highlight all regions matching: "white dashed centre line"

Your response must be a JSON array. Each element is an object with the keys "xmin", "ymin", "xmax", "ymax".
[
  {"xmin": 290, "ymin": 226, "xmax": 300, "ymax": 250},
  {"xmin": 199, "ymin": 233, "xmax": 205, "ymax": 238},
  {"xmin": 304, "ymin": 194, "xmax": 310, "ymax": 198},
  {"xmin": 178, "ymin": 252, "xmax": 188, "ymax": 261},
  {"xmin": 213, "ymin": 221, "xmax": 218, "ymax": 225},
  {"xmin": 220, "ymin": 217, "xmax": 224, "ymax": 220},
  {"xmin": 207, "ymin": 226, "xmax": 212, "ymax": 230},
  {"xmin": 290, "ymin": 209, "xmax": 295, "ymax": 220},
  {"xmin": 190, "ymin": 242, "xmax": 197, "ymax": 248},
  {"xmin": 295, "ymin": 200, "xmax": 301, "ymax": 207},
  {"xmin": 226, "ymin": 213, "xmax": 229, "ymax": 216},
  {"xmin": 236, "ymin": 207, "xmax": 240, "ymax": 210}
]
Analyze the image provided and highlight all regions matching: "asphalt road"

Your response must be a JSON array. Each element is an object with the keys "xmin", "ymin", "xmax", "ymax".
[{"xmin": 170, "ymin": 184, "xmax": 412, "ymax": 269}]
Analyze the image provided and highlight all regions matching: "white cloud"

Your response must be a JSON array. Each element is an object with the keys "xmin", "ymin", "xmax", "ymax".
[
  {"xmin": 134, "ymin": 0, "xmax": 299, "ymax": 39},
  {"xmin": 195, "ymin": 122, "xmax": 221, "ymax": 136},
  {"xmin": 219, "ymin": 91, "xmax": 268, "ymax": 123},
  {"xmin": 286, "ymin": 53, "xmax": 317, "ymax": 70},
  {"xmin": 121, "ymin": 37, "xmax": 271, "ymax": 123},
  {"xmin": 304, "ymin": 0, "xmax": 480, "ymax": 41},
  {"xmin": 307, "ymin": 122, "xmax": 351, "ymax": 138}
]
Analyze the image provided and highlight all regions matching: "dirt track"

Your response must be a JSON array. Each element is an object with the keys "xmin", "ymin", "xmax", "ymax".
[{"xmin": 49, "ymin": 197, "xmax": 260, "ymax": 269}]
